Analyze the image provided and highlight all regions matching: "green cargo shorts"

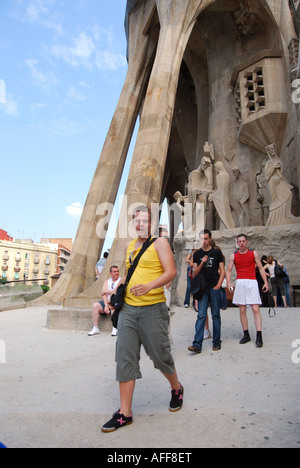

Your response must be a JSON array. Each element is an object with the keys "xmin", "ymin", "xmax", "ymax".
[{"xmin": 115, "ymin": 302, "xmax": 175, "ymax": 382}]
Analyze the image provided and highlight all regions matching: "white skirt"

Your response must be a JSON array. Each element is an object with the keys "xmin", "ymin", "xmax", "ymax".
[{"xmin": 233, "ymin": 279, "xmax": 262, "ymax": 306}]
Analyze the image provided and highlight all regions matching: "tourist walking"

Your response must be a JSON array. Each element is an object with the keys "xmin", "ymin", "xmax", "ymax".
[
  {"xmin": 226, "ymin": 233, "xmax": 269, "ymax": 348},
  {"xmin": 101, "ymin": 205, "xmax": 183, "ymax": 433},
  {"xmin": 188, "ymin": 229, "xmax": 225, "ymax": 354}
]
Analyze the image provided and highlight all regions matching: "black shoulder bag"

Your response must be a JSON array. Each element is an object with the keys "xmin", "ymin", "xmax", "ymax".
[
  {"xmin": 190, "ymin": 269, "xmax": 206, "ymax": 301},
  {"xmin": 110, "ymin": 236, "xmax": 157, "ymax": 328}
]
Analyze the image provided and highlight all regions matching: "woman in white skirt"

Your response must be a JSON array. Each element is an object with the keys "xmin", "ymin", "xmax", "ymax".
[{"xmin": 226, "ymin": 234, "xmax": 269, "ymax": 348}]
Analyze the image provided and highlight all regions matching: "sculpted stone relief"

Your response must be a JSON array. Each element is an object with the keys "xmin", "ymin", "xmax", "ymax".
[
  {"xmin": 174, "ymin": 141, "xmax": 299, "ymax": 235},
  {"xmin": 265, "ymin": 144, "xmax": 300, "ymax": 226}
]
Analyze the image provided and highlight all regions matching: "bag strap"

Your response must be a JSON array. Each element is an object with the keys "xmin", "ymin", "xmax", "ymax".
[{"xmin": 125, "ymin": 236, "xmax": 157, "ymax": 288}]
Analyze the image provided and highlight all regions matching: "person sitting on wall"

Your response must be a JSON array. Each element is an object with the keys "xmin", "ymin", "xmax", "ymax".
[{"xmin": 88, "ymin": 265, "xmax": 121, "ymax": 337}]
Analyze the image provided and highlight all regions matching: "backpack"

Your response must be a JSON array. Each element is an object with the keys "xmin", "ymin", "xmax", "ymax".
[{"xmin": 274, "ymin": 261, "xmax": 287, "ymax": 279}]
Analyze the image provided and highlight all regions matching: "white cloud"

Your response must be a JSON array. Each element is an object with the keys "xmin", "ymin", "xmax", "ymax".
[
  {"xmin": 65, "ymin": 202, "xmax": 83, "ymax": 218},
  {"xmin": 15, "ymin": 0, "xmax": 64, "ymax": 36},
  {"xmin": 95, "ymin": 51, "xmax": 127, "ymax": 71},
  {"xmin": 0, "ymin": 89, "xmax": 18, "ymax": 117},
  {"xmin": 66, "ymin": 86, "xmax": 86, "ymax": 102},
  {"xmin": 47, "ymin": 117, "xmax": 86, "ymax": 138},
  {"xmin": 49, "ymin": 30, "xmax": 127, "ymax": 71},
  {"xmin": 50, "ymin": 32, "xmax": 95, "ymax": 68},
  {"xmin": 25, "ymin": 58, "xmax": 58, "ymax": 90}
]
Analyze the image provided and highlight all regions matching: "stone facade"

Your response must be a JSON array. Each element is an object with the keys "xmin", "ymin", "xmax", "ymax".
[{"xmin": 39, "ymin": 0, "xmax": 300, "ymax": 312}]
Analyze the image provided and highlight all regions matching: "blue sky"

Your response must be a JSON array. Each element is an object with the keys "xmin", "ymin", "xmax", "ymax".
[{"xmin": 0, "ymin": 0, "xmax": 132, "ymax": 245}]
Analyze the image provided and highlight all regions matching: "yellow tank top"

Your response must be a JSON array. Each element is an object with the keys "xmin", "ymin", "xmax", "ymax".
[{"xmin": 125, "ymin": 238, "xmax": 166, "ymax": 306}]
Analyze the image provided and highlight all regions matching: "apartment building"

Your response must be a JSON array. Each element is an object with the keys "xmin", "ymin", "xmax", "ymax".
[{"xmin": 0, "ymin": 239, "xmax": 58, "ymax": 285}]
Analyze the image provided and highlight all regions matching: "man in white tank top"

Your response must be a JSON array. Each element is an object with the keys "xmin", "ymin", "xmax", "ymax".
[{"xmin": 88, "ymin": 266, "xmax": 121, "ymax": 336}]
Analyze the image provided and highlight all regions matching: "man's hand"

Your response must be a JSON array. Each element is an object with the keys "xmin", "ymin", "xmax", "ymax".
[{"xmin": 130, "ymin": 284, "xmax": 152, "ymax": 297}]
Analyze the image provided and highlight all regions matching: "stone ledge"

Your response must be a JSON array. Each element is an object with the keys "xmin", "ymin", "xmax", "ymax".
[{"xmin": 47, "ymin": 307, "xmax": 113, "ymax": 333}]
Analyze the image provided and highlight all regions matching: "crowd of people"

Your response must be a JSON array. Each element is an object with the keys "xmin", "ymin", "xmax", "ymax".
[{"xmin": 88, "ymin": 206, "xmax": 291, "ymax": 433}]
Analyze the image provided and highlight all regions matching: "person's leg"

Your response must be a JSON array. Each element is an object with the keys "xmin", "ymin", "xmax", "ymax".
[
  {"xmin": 88, "ymin": 302, "xmax": 104, "ymax": 335},
  {"xmin": 138, "ymin": 303, "xmax": 183, "ymax": 411},
  {"xmin": 251, "ymin": 304, "xmax": 262, "ymax": 332},
  {"xmin": 284, "ymin": 277, "xmax": 291, "ymax": 307},
  {"xmin": 92, "ymin": 302, "xmax": 102, "ymax": 326},
  {"xmin": 239, "ymin": 305, "xmax": 248, "ymax": 330},
  {"xmin": 278, "ymin": 278, "xmax": 288, "ymax": 308},
  {"xmin": 251, "ymin": 305, "xmax": 263, "ymax": 348},
  {"xmin": 119, "ymin": 380, "xmax": 136, "ymax": 417},
  {"xmin": 191, "ymin": 293, "xmax": 209, "ymax": 351},
  {"xmin": 239, "ymin": 305, "xmax": 251, "ymax": 344},
  {"xmin": 209, "ymin": 288, "xmax": 221, "ymax": 350},
  {"xmin": 184, "ymin": 267, "xmax": 191, "ymax": 306},
  {"xmin": 163, "ymin": 369, "xmax": 181, "ymax": 391},
  {"xmin": 270, "ymin": 278, "xmax": 278, "ymax": 307},
  {"xmin": 115, "ymin": 305, "xmax": 142, "ymax": 412},
  {"xmin": 101, "ymin": 304, "xmax": 140, "ymax": 432}
]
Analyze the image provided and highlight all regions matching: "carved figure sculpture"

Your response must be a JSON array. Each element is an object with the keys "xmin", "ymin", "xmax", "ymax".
[
  {"xmin": 209, "ymin": 162, "xmax": 235, "ymax": 230},
  {"xmin": 230, "ymin": 168, "xmax": 250, "ymax": 228},
  {"xmin": 173, "ymin": 191, "xmax": 190, "ymax": 234},
  {"xmin": 187, "ymin": 156, "xmax": 214, "ymax": 230},
  {"xmin": 265, "ymin": 143, "xmax": 300, "ymax": 226},
  {"xmin": 256, "ymin": 160, "xmax": 270, "ymax": 225}
]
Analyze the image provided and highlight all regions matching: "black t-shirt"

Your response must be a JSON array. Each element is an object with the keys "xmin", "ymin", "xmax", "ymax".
[{"xmin": 193, "ymin": 248, "xmax": 224, "ymax": 289}]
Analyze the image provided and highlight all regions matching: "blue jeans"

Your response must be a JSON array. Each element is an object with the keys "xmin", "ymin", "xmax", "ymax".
[
  {"xmin": 184, "ymin": 267, "xmax": 191, "ymax": 306},
  {"xmin": 193, "ymin": 288, "xmax": 221, "ymax": 350}
]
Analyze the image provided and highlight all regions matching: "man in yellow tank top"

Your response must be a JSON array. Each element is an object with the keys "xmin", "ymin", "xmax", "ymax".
[{"xmin": 101, "ymin": 206, "xmax": 184, "ymax": 433}]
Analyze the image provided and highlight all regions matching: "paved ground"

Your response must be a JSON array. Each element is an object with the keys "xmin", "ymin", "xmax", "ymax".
[{"xmin": 0, "ymin": 305, "xmax": 300, "ymax": 448}]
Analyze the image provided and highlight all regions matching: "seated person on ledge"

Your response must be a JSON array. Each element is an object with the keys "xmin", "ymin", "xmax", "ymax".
[{"xmin": 88, "ymin": 265, "xmax": 121, "ymax": 337}]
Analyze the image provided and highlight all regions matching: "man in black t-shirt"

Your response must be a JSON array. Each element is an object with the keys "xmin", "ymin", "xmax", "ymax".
[{"xmin": 188, "ymin": 229, "xmax": 225, "ymax": 353}]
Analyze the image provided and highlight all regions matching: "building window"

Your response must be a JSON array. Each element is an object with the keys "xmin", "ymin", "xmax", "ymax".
[{"xmin": 244, "ymin": 67, "xmax": 265, "ymax": 115}]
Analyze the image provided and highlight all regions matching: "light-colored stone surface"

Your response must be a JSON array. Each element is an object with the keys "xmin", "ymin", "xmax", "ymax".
[
  {"xmin": 32, "ymin": 1, "xmax": 300, "ymax": 329},
  {"xmin": 0, "ymin": 305, "xmax": 299, "ymax": 448}
]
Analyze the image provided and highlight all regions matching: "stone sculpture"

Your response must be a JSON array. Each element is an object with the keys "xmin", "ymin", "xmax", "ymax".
[
  {"xmin": 256, "ymin": 161, "xmax": 270, "ymax": 226},
  {"xmin": 230, "ymin": 168, "xmax": 250, "ymax": 228},
  {"xmin": 209, "ymin": 162, "xmax": 235, "ymax": 230},
  {"xmin": 265, "ymin": 143, "xmax": 300, "ymax": 226},
  {"xmin": 187, "ymin": 156, "xmax": 214, "ymax": 231},
  {"xmin": 173, "ymin": 191, "xmax": 190, "ymax": 234}
]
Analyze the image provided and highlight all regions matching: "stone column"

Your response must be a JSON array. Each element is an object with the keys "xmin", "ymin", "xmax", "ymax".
[
  {"xmin": 42, "ymin": 3, "xmax": 157, "ymax": 305},
  {"xmin": 74, "ymin": 0, "xmax": 205, "ymax": 303}
]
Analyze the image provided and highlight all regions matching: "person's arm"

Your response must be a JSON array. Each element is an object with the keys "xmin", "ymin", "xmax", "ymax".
[
  {"xmin": 254, "ymin": 251, "xmax": 269, "ymax": 292},
  {"xmin": 185, "ymin": 252, "xmax": 192, "ymax": 265},
  {"xmin": 226, "ymin": 253, "xmax": 235, "ymax": 291},
  {"xmin": 192, "ymin": 255, "xmax": 208, "ymax": 277},
  {"xmin": 130, "ymin": 237, "xmax": 177, "ymax": 297},
  {"xmin": 214, "ymin": 262, "xmax": 225, "ymax": 290}
]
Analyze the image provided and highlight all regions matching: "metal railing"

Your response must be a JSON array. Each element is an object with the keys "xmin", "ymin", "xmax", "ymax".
[{"xmin": 0, "ymin": 278, "xmax": 47, "ymax": 286}]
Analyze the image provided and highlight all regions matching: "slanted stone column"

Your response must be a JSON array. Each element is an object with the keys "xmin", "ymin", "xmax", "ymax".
[
  {"xmin": 40, "ymin": 2, "xmax": 157, "ymax": 305},
  {"xmin": 64, "ymin": 0, "xmax": 205, "ymax": 306}
]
